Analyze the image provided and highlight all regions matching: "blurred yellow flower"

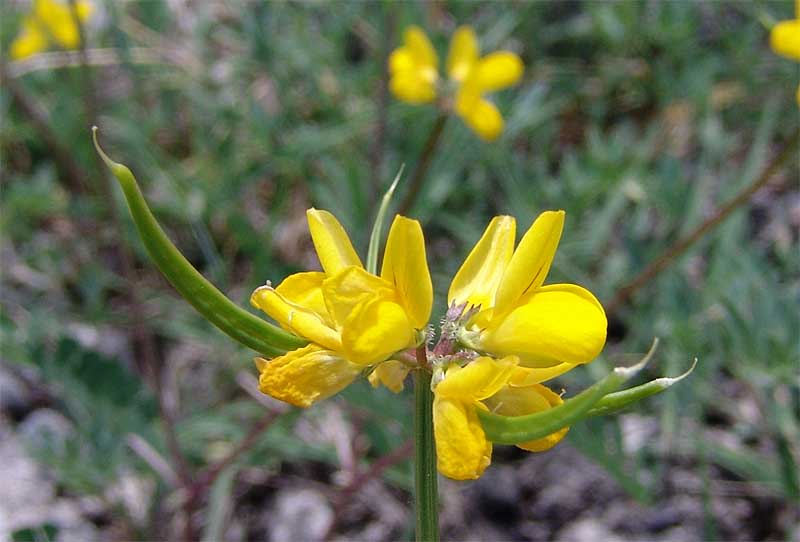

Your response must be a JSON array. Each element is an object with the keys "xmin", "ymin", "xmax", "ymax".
[
  {"xmin": 450, "ymin": 211, "xmax": 607, "ymax": 370},
  {"xmin": 770, "ymin": 0, "xmax": 800, "ymax": 102},
  {"xmin": 251, "ymin": 209, "xmax": 432, "ymax": 407},
  {"xmin": 432, "ymin": 355, "xmax": 569, "ymax": 480},
  {"xmin": 389, "ymin": 26, "xmax": 439, "ymax": 104},
  {"xmin": 389, "ymin": 25, "xmax": 523, "ymax": 141},
  {"xmin": 10, "ymin": 0, "xmax": 93, "ymax": 60}
]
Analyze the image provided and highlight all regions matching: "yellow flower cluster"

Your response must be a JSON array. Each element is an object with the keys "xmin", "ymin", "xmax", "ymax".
[
  {"xmin": 9, "ymin": 0, "xmax": 93, "ymax": 60},
  {"xmin": 252, "ymin": 208, "xmax": 607, "ymax": 480},
  {"xmin": 435, "ymin": 211, "xmax": 606, "ymax": 479},
  {"xmin": 770, "ymin": 0, "xmax": 800, "ymax": 103},
  {"xmin": 251, "ymin": 209, "xmax": 432, "ymax": 407},
  {"xmin": 389, "ymin": 25, "xmax": 523, "ymax": 141}
]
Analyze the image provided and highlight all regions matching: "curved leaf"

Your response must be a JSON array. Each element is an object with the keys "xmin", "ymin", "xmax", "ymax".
[{"xmin": 93, "ymin": 128, "xmax": 307, "ymax": 356}]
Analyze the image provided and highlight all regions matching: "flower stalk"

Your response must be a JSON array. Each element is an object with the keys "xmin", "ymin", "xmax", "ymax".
[
  {"xmin": 399, "ymin": 113, "xmax": 448, "ymax": 215},
  {"xmin": 414, "ymin": 345, "xmax": 439, "ymax": 542}
]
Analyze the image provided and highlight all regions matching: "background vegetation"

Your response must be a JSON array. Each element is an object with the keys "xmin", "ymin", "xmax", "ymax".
[{"xmin": 1, "ymin": 1, "xmax": 798, "ymax": 541}]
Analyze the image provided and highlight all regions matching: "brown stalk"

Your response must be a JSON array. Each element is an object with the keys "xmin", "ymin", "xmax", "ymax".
[
  {"xmin": 324, "ymin": 438, "xmax": 415, "ymax": 541},
  {"xmin": 193, "ymin": 409, "xmax": 283, "ymax": 494},
  {"xmin": 607, "ymin": 128, "xmax": 800, "ymax": 314},
  {"xmin": 1, "ymin": 60, "xmax": 87, "ymax": 192},
  {"xmin": 398, "ymin": 113, "xmax": 449, "ymax": 215},
  {"xmin": 367, "ymin": 7, "xmax": 394, "ymax": 208}
]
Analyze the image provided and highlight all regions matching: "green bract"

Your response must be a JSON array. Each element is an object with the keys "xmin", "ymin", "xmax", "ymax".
[{"xmin": 478, "ymin": 339, "xmax": 694, "ymax": 444}]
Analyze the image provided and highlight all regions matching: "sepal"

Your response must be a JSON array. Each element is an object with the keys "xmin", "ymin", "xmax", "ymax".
[
  {"xmin": 586, "ymin": 358, "xmax": 697, "ymax": 417},
  {"xmin": 478, "ymin": 339, "xmax": 674, "ymax": 445}
]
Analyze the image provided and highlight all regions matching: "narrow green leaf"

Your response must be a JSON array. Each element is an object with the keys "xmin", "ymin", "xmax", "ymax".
[
  {"xmin": 586, "ymin": 358, "xmax": 697, "ymax": 417},
  {"xmin": 202, "ymin": 466, "xmax": 237, "ymax": 542},
  {"xmin": 366, "ymin": 164, "xmax": 404, "ymax": 275},
  {"xmin": 479, "ymin": 339, "xmax": 660, "ymax": 444},
  {"xmin": 92, "ymin": 128, "xmax": 307, "ymax": 356}
]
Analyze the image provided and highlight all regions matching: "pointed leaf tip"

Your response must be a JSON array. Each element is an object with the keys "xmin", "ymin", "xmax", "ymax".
[
  {"xmin": 613, "ymin": 337, "xmax": 659, "ymax": 379},
  {"xmin": 366, "ymin": 164, "xmax": 406, "ymax": 274},
  {"xmin": 587, "ymin": 356, "xmax": 697, "ymax": 417},
  {"xmin": 92, "ymin": 126, "xmax": 134, "ymax": 182}
]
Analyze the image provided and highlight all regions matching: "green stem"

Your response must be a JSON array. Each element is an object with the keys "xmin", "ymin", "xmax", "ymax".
[{"xmin": 414, "ymin": 347, "xmax": 439, "ymax": 542}]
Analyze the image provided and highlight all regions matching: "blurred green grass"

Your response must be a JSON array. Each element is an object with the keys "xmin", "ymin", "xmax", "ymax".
[{"xmin": 1, "ymin": 0, "xmax": 798, "ymax": 539}]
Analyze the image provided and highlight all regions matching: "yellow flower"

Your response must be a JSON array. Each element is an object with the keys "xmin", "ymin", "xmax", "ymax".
[
  {"xmin": 389, "ymin": 25, "xmax": 524, "ymax": 141},
  {"xmin": 432, "ymin": 355, "xmax": 570, "ymax": 480},
  {"xmin": 450, "ymin": 211, "xmax": 607, "ymax": 370},
  {"xmin": 10, "ymin": 0, "xmax": 93, "ymax": 60},
  {"xmin": 770, "ymin": 0, "xmax": 800, "ymax": 103},
  {"xmin": 251, "ymin": 209, "xmax": 432, "ymax": 407},
  {"xmin": 389, "ymin": 26, "xmax": 439, "ymax": 104}
]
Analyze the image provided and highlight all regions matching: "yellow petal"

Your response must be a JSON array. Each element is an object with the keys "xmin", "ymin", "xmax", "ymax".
[
  {"xmin": 9, "ymin": 26, "xmax": 48, "ymax": 60},
  {"xmin": 508, "ymin": 363, "xmax": 577, "ymax": 385},
  {"xmin": 458, "ymin": 97, "xmax": 504, "ymax": 141},
  {"xmin": 455, "ymin": 84, "xmax": 480, "ymax": 113},
  {"xmin": 306, "ymin": 209, "xmax": 363, "ymax": 276},
  {"xmin": 404, "ymin": 26, "xmax": 438, "ymax": 71},
  {"xmin": 389, "ymin": 48, "xmax": 415, "ymax": 74},
  {"xmin": 448, "ymin": 215, "xmax": 516, "ymax": 309},
  {"xmin": 256, "ymin": 345, "xmax": 360, "ymax": 408},
  {"xmin": 493, "ymin": 210, "xmax": 564, "ymax": 317},
  {"xmin": 771, "ymin": 19, "xmax": 800, "ymax": 61},
  {"xmin": 273, "ymin": 271, "xmax": 333, "ymax": 326},
  {"xmin": 380, "ymin": 215, "xmax": 433, "ymax": 328},
  {"xmin": 447, "ymin": 26, "xmax": 479, "ymax": 82},
  {"xmin": 322, "ymin": 265, "xmax": 394, "ymax": 328},
  {"xmin": 434, "ymin": 356, "xmax": 517, "ymax": 401},
  {"xmin": 433, "ymin": 397, "xmax": 492, "ymax": 480},
  {"xmin": 368, "ymin": 359, "xmax": 410, "ymax": 393},
  {"xmin": 75, "ymin": 0, "xmax": 93, "ymax": 21},
  {"xmin": 389, "ymin": 71, "xmax": 437, "ymax": 104},
  {"xmin": 484, "ymin": 382, "xmax": 568, "ymax": 452},
  {"xmin": 470, "ymin": 51, "xmax": 524, "ymax": 93},
  {"xmin": 389, "ymin": 27, "xmax": 439, "ymax": 104},
  {"xmin": 251, "ymin": 284, "xmax": 341, "ymax": 351},
  {"xmin": 34, "ymin": 0, "xmax": 84, "ymax": 48},
  {"xmin": 481, "ymin": 283, "xmax": 607, "ymax": 367},
  {"xmin": 340, "ymin": 296, "xmax": 414, "ymax": 365}
]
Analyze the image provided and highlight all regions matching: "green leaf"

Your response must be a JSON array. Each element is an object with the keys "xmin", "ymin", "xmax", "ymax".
[
  {"xmin": 12, "ymin": 524, "xmax": 58, "ymax": 542},
  {"xmin": 479, "ymin": 339, "xmax": 660, "ymax": 445},
  {"xmin": 92, "ymin": 128, "xmax": 306, "ymax": 356},
  {"xmin": 202, "ymin": 466, "xmax": 237, "ymax": 542},
  {"xmin": 366, "ymin": 164, "xmax": 404, "ymax": 275},
  {"xmin": 586, "ymin": 358, "xmax": 697, "ymax": 417}
]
